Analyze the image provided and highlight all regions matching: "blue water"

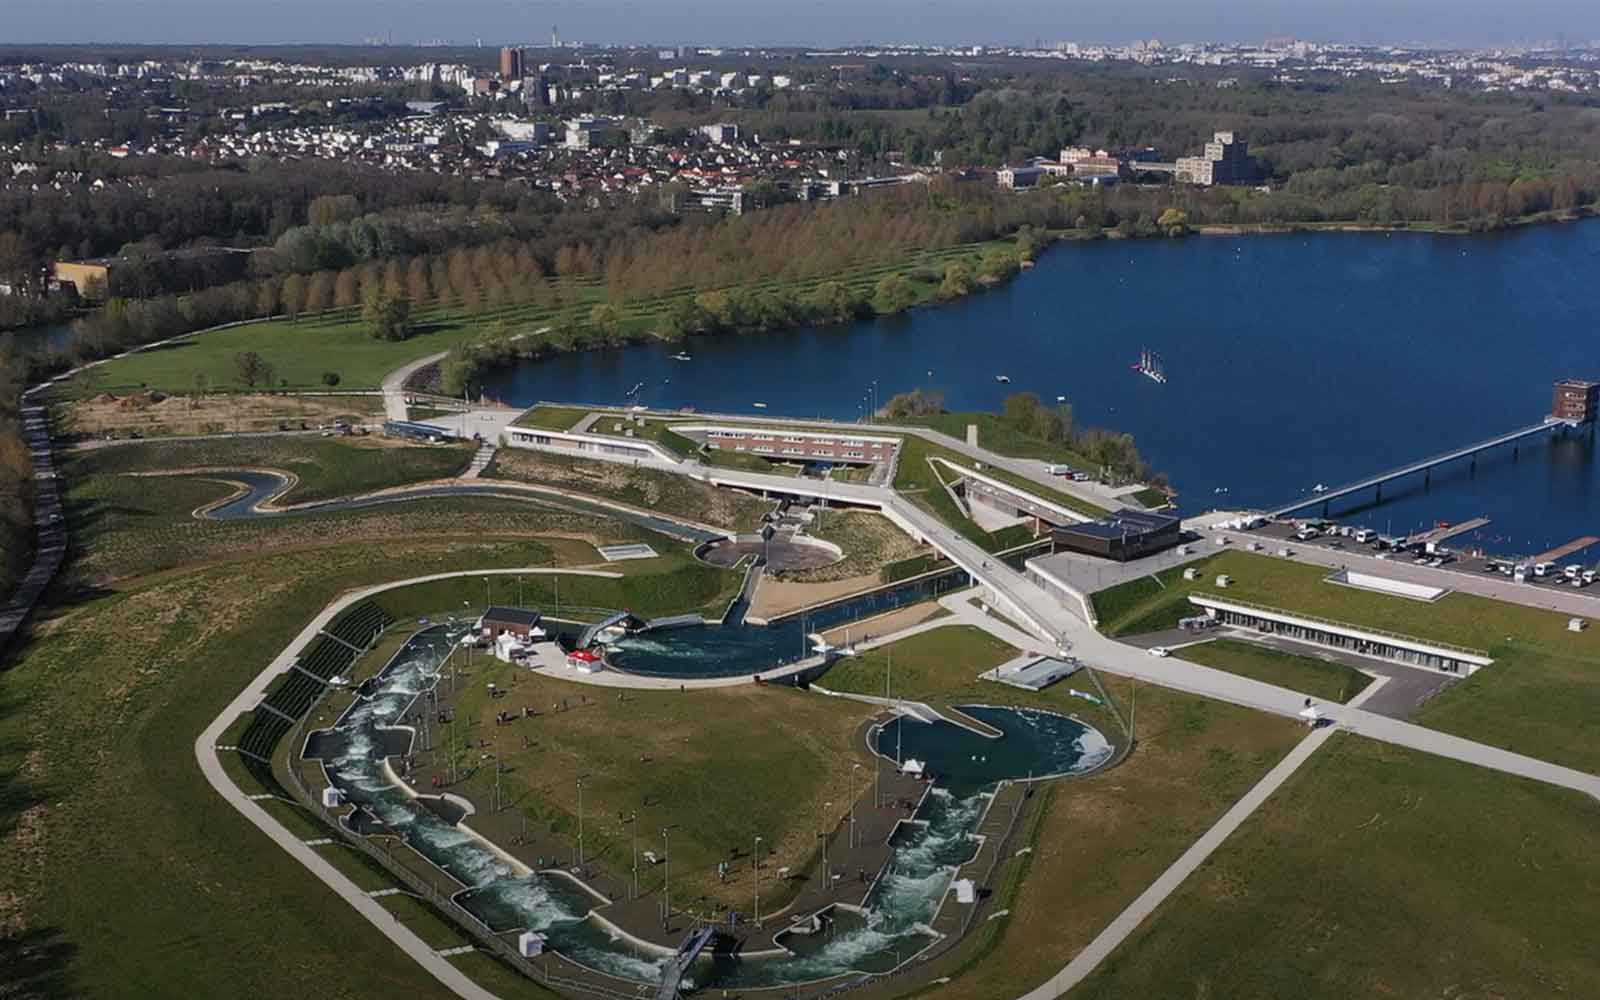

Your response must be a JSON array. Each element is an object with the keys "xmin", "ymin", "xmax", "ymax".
[
  {"xmin": 875, "ymin": 706, "xmax": 1115, "ymax": 797},
  {"xmin": 309, "ymin": 625, "xmax": 1110, "ymax": 988},
  {"xmin": 480, "ymin": 224, "xmax": 1600, "ymax": 556}
]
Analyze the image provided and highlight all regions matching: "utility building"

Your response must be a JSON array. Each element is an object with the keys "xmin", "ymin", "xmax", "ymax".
[
  {"xmin": 1051, "ymin": 508, "xmax": 1181, "ymax": 561},
  {"xmin": 1552, "ymin": 379, "xmax": 1599, "ymax": 424}
]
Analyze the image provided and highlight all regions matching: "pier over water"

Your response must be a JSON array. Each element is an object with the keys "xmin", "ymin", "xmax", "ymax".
[{"xmin": 1271, "ymin": 379, "xmax": 1597, "ymax": 519}]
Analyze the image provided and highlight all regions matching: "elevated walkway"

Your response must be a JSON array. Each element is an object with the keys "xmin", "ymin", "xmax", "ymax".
[{"xmin": 1272, "ymin": 418, "xmax": 1564, "ymax": 517}]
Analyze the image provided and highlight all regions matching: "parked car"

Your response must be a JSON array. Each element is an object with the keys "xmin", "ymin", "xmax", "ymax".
[{"xmin": 1148, "ymin": 646, "xmax": 1171, "ymax": 657}]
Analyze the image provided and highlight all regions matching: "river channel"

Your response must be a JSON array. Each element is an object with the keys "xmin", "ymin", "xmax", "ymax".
[
  {"xmin": 480, "ymin": 223, "xmax": 1600, "ymax": 556},
  {"xmin": 311, "ymin": 623, "xmax": 1111, "ymax": 990}
]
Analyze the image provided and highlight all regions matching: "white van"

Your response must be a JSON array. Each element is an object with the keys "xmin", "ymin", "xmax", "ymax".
[
  {"xmin": 1533, "ymin": 562, "xmax": 1555, "ymax": 578},
  {"xmin": 1353, "ymin": 529, "xmax": 1375, "ymax": 544},
  {"xmin": 1564, "ymin": 564, "xmax": 1582, "ymax": 580}
]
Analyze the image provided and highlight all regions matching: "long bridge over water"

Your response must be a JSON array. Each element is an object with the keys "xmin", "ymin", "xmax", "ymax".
[{"xmin": 1271, "ymin": 416, "xmax": 1576, "ymax": 519}]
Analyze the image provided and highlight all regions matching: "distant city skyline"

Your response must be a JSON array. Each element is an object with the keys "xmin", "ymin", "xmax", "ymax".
[{"xmin": 10, "ymin": 0, "xmax": 1600, "ymax": 50}]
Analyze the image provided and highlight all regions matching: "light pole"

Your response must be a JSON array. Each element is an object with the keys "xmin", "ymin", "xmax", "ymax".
[
  {"xmin": 822, "ymin": 800, "xmax": 832, "ymax": 892},
  {"xmin": 661, "ymin": 827, "xmax": 672, "ymax": 928},
  {"xmin": 629, "ymin": 812, "xmax": 639, "ymax": 900},
  {"xmin": 576, "ymin": 777, "xmax": 586, "ymax": 867},
  {"xmin": 483, "ymin": 576, "xmax": 490, "ymax": 610},
  {"xmin": 753, "ymin": 834, "xmax": 763, "ymax": 927},
  {"xmin": 850, "ymin": 763, "xmax": 862, "ymax": 848}
]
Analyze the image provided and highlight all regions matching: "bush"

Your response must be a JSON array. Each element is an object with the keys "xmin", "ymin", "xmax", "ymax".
[{"xmin": 321, "ymin": 371, "xmax": 341, "ymax": 387}]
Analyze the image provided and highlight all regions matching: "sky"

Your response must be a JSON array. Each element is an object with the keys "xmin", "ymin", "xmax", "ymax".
[{"xmin": 10, "ymin": 0, "xmax": 1600, "ymax": 49}]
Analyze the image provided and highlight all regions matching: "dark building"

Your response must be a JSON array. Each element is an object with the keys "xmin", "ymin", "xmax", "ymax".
[
  {"xmin": 1552, "ymin": 379, "xmax": 1599, "ymax": 423},
  {"xmin": 1051, "ymin": 508, "xmax": 1182, "ymax": 562},
  {"xmin": 479, "ymin": 605, "xmax": 543, "ymax": 639}
]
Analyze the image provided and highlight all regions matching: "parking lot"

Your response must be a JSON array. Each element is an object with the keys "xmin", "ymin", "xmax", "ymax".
[{"xmin": 1200, "ymin": 518, "xmax": 1600, "ymax": 618}]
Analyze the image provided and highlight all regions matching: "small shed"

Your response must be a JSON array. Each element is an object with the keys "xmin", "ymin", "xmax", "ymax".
[{"xmin": 479, "ymin": 605, "xmax": 543, "ymax": 639}]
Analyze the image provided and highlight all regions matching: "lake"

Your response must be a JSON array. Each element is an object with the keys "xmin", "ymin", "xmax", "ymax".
[{"xmin": 490, "ymin": 223, "xmax": 1596, "ymax": 558}]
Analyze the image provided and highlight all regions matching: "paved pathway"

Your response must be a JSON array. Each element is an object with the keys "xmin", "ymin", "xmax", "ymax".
[{"xmin": 381, "ymin": 351, "xmax": 449, "ymax": 422}]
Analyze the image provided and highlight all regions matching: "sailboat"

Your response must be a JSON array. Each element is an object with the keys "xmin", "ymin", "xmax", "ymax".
[{"xmin": 1131, "ymin": 348, "xmax": 1167, "ymax": 384}]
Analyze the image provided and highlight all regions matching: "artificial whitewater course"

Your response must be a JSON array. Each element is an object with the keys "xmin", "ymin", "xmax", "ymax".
[{"xmin": 305, "ymin": 623, "xmax": 1113, "ymax": 991}]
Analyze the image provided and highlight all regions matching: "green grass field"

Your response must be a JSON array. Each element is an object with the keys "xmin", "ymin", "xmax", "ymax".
[
  {"xmin": 820, "ymin": 626, "xmax": 1020, "ymax": 702},
  {"xmin": 443, "ymin": 660, "xmax": 873, "ymax": 911},
  {"xmin": 1069, "ymin": 735, "xmax": 1600, "ymax": 999},
  {"xmin": 1176, "ymin": 638, "xmax": 1372, "ymax": 704}
]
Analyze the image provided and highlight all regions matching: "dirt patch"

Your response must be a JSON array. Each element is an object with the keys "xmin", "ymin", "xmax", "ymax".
[
  {"xmin": 65, "ymin": 392, "xmax": 384, "ymax": 439},
  {"xmin": 749, "ymin": 572, "xmax": 885, "ymax": 620},
  {"xmin": 489, "ymin": 449, "xmax": 770, "ymax": 532},
  {"xmin": 818, "ymin": 602, "xmax": 951, "ymax": 644}
]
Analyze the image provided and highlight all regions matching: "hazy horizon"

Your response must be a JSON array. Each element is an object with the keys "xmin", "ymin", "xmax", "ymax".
[{"xmin": 10, "ymin": 0, "xmax": 1600, "ymax": 50}]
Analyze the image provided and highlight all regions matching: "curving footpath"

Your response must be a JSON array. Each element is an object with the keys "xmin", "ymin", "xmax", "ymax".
[{"xmin": 195, "ymin": 567, "xmax": 633, "ymax": 1000}]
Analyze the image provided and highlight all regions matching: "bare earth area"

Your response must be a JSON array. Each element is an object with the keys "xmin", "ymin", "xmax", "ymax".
[
  {"xmin": 749, "ymin": 571, "xmax": 885, "ymax": 620},
  {"xmin": 66, "ymin": 391, "xmax": 385, "ymax": 439}
]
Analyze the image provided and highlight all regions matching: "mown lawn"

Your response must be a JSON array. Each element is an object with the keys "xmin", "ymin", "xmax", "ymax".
[
  {"xmin": 1176, "ymin": 638, "xmax": 1372, "ymax": 704},
  {"xmin": 1070, "ymin": 736, "xmax": 1600, "ymax": 1000},
  {"xmin": 445, "ymin": 661, "xmax": 873, "ymax": 912},
  {"xmin": 820, "ymin": 625, "xmax": 1020, "ymax": 701}
]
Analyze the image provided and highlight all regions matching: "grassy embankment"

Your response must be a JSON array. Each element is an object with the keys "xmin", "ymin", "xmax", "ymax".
[
  {"xmin": 1091, "ymin": 549, "xmax": 1600, "ymax": 773},
  {"xmin": 483, "ymin": 447, "xmax": 771, "ymax": 534},
  {"xmin": 69, "ymin": 435, "xmax": 473, "ymax": 504},
  {"xmin": 780, "ymin": 510, "xmax": 927, "ymax": 585},
  {"xmin": 893, "ymin": 434, "xmax": 1102, "ymax": 550},
  {"xmin": 815, "ymin": 625, "xmax": 1304, "ymax": 1000},
  {"xmin": 63, "ymin": 238, "xmax": 1021, "ymax": 396},
  {"xmin": 1070, "ymin": 736, "xmax": 1600, "ymax": 999},
  {"xmin": 57, "ymin": 436, "xmax": 688, "ymax": 587}
]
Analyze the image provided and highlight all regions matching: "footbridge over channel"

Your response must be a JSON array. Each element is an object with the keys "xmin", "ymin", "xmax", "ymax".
[
  {"xmin": 1271, "ymin": 417, "xmax": 1573, "ymax": 518},
  {"xmin": 654, "ymin": 924, "xmax": 716, "ymax": 1000},
  {"xmin": 697, "ymin": 466, "xmax": 1081, "ymax": 643}
]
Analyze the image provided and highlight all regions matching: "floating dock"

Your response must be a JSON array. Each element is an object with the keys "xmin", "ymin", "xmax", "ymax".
[
  {"xmin": 1529, "ymin": 537, "xmax": 1600, "ymax": 565},
  {"xmin": 1407, "ymin": 517, "xmax": 1492, "ymax": 547}
]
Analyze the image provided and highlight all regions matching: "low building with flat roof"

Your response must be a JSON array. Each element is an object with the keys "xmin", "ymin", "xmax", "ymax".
[
  {"xmin": 478, "ymin": 605, "xmax": 543, "ymax": 639},
  {"xmin": 1051, "ymin": 508, "xmax": 1181, "ymax": 561},
  {"xmin": 1188, "ymin": 593, "xmax": 1491, "ymax": 676}
]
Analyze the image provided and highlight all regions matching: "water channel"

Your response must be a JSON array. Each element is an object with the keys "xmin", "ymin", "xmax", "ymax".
[
  {"xmin": 307, "ymin": 623, "xmax": 1111, "ymax": 990},
  {"xmin": 480, "ymin": 223, "xmax": 1600, "ymax": 555}
]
